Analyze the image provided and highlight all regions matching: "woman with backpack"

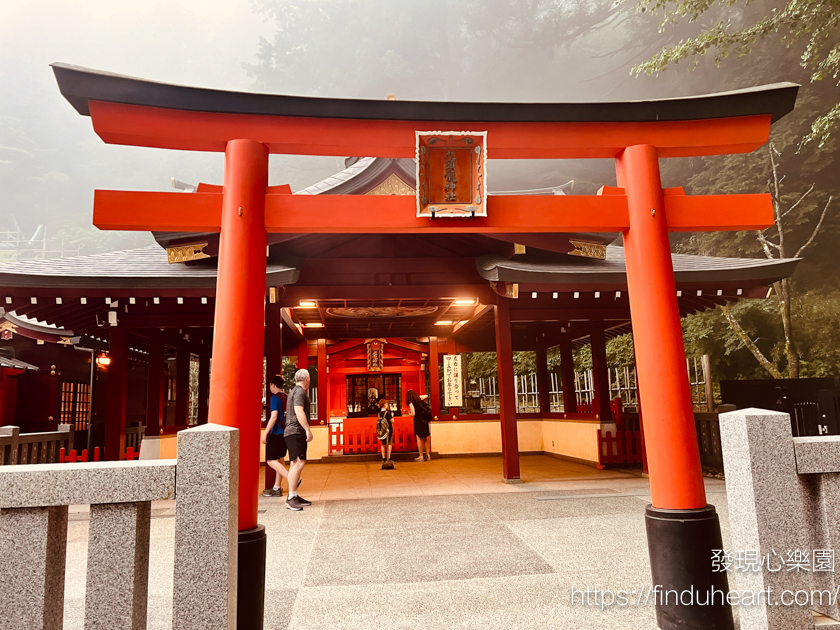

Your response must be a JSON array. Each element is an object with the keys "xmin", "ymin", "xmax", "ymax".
[{"xmin": 407, "ymin": 389, "xmax": 432, "ymax": 462}]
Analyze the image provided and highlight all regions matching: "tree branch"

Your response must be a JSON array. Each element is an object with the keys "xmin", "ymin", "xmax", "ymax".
[
  {"xmin": 795, "ymin": 195, "xmax": 833, "ymax": 258},
  {"xmin": 755, "ymin": 231, "xmax": 780, "ymax": 258},
  {"xmin": 720, "ymin": 303, "xmax": 783, "ymax": 379},
  {"xmin": 768, "ymin": 143, "xmax": 788, "ymax": 258},
  {"xmin": 780, "ymin": 183, "xmax": 816, "ymax": 219}
]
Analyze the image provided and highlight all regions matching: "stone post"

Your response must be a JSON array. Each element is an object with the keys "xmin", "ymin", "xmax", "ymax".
[
  {"xmin": 0, "ymin": 505, "xmax": 68, "ymax": 630},
  {"xmin": 791, "ymin": 435, "xmax": 840, "ymax": 621},
  {"xmin": 173, "ymin": 423, "xmax": 239, "ymax": 630},
  {"xmin": 718, "ymin": 408, "xmax": 814, "ymax": 629},
  {"xmin": 84, "ymin": 502, "xmax": 152, "ymax": 630}
]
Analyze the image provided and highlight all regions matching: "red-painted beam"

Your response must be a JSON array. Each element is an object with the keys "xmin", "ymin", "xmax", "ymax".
[
  {"xmin": 269, "ymin": 195, "xmax": 627, "ymax": 233},
  {"xmin": 88, "ymin": 101, "xmax": 773, "ymax": 159},
  {"xmin": 384, "ymin": 338, "xmax": 430, "ymax": 354},
  {"xmin": 665, "ymin": 194, "xmax": 774, "ymax": 232},
  {"xmin": 93, "ymin": 190, "xmax": 222, "ymax": 232},
  {"xmin": 93, "ymin": 189, "xmax": 773, "ymax": 233}
]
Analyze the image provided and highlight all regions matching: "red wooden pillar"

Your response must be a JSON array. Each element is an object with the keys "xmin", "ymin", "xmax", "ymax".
[
  {"xmin": 175, "ymin": 341, "xmax": 191, "ymax": 426},
  {"xmin": 144, "ymin": 335, "xmax": 163, "ymax": 437},
  {"xmin": 104, "ymin": 327, "xmax": 129, "ymax": 461},
  {"xmin": 535, "ymin": 343, "xmax": 551, "ymax": 416},
  {"xmin": 297, "ymin": 340, "xmax": 308, "ymax": 369},
  {"xmin": 317, "ymin": 338, "xmax": 327, "ymax": 426},
  {"xmin": 207, "ymin": 138, "xmax": 268, "ymax": 533},
  {"xmin": 197, "ymin": 347, "xmax": 210, "ymax": 425},
  {"xmin": 428, "ymin": 336, "xmax": 440, "ymax": 419},
  {"xmin": 263, "ymin": 301, "xmax": 283, "ymax": 491},
  {"xmin": 618, "ymin": 144, "xmax": 705, "ymax": 510},
  {"xmin": 494, "ymin": 297, "xmax": 521, "ymax": 482},
  {"xmin": 558, "ymin": 331, "xmax": 577, "ymax": 414},
  {"xmin": 589, "ymin": 322, "xmax": 612, "ymax": 423}
]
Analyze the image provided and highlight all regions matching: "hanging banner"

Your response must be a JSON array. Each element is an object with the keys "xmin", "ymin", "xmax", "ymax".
[
  {"xmin": 443, "ymin": 354, "xmax": 463, "ymax": 408},
  {"xmin": 365, "ymin": 338, "xmax": 386, "ymax": 372}
]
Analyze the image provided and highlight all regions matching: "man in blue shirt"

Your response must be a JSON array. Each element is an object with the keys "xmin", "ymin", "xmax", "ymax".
[{"xmin": 261, "ymin": 375, "xmax": 289, "ymax": 497}]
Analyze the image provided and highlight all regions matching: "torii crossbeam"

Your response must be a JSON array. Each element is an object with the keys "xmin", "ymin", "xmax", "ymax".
[{"xmin": 52, "ymin": 63, "xmax": 797, "ymax": 630}]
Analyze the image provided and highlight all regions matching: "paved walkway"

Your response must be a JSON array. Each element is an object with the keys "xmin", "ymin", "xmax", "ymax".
[{"xmin": 64, "ymin": 455, "xmax": 731, "ymax": 629}]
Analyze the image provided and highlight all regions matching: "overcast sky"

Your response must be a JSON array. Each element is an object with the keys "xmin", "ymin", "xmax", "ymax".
[{"xmin": 0, "ymin": 0, "xmax": 346, "ymax": 244}]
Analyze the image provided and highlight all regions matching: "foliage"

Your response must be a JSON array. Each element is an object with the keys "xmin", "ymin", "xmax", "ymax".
[
  {"xmin": 467, "ymin": 334, "xmax": 636, "ymax": 379},
  {"xmin": 566, "ymin": 333, "xmax": 637, "ymax": 371},
  {"xmin": 633, "ymin": 0, "xmax": 840, "ymax": 145},
  {"xmin": 466, "ymin": 351, "xmax": 538, "ymax": 379},
  {"xmin": 682, "ymin": 290, "xmax": 840, "ymax": 381}
]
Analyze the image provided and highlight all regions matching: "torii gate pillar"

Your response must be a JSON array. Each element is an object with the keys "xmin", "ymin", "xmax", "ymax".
[
  {"xmin": 620, "ymin": 144, "xmax": 731, "ymax": 629},
  {"xmin": 206, "ymin": 139, "xmax": 268, "ymax": 629}
]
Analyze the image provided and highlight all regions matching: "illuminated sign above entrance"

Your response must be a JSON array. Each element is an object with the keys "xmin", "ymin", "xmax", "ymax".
[{"xmin": 416, "ymin": 131, "xmax": 487, "ymax": 218}]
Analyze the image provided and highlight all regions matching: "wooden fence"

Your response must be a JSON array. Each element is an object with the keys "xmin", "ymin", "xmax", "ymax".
[
  {"xmin": 596, "ymin": 429, "xmax": 645, "ymax": 469},
  {"xmin": 0, "ymin": 424, "xmax": 74, "ymax": 465},
  {"xmin": 694, "ymin": 412, "xmax": 724, "ymax": 470},
  {"xmin": 0, "ymin": 424, "xmax": 144, "ymax": 464}
]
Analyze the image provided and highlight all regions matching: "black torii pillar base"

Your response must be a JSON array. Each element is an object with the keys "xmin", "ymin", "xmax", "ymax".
[
  {"xmin": 645, "ymin": 505, "xmax": 734, "ymax": 629},
  {"xmin": 237, "ymin": 525, "xmax": 267, "ymax": 630}
]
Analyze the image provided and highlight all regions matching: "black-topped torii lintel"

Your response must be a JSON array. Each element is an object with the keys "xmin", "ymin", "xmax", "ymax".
[{"xmin": 51, "ymin": 62, "xmax": 798, "ymax": 124}]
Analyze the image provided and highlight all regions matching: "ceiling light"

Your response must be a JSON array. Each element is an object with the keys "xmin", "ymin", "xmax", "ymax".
[
  {"xmin": 453, "ymin": 299, "xmax": 477, "ymax": 306},
  {"xmin": 435, "ymin": 320, "xmax": 455, "ymax": 326},
  {"xmin": 303, "ymin": 322, "xmax": 324, "ymax": 328},
  {"xmin": 298, "ymin": 300, "xmax": 317, "ymax": 308}
]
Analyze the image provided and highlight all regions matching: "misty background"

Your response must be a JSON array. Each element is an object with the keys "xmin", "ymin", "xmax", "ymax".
[{"xmin": 1, "ymin": 0, "xmax": 838, "ymax": 379}]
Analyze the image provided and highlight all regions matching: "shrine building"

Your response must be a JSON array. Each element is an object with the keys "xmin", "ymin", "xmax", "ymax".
[{"xmin": 0, "ymin": 158, "xmax": 795, "ymax": 468}]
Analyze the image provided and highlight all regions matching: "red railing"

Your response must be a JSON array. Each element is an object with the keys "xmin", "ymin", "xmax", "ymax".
[
  {"xmin": 330, "ymin": 416, "xmax": 421, "ymax": 455},
  {"xmin": 597, "ymin": 430, "xmax": 644, "ymax": 469},
  {"xmin": 59, "ymin": 447, "xmax": 100, "ymax": 463},
  {"xmin": 58, "ymin": 446, "xmax": 139, "ymax": 462}
]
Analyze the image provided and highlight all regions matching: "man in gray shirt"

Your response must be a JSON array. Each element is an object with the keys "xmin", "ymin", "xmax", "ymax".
[{"xmin": 284, "ymin": 368, "xmax": 313, "ymax": 511}]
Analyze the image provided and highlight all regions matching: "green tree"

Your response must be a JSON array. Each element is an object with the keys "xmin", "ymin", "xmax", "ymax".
[
  {"xmin": 633, "ymin": 0, "xmax": 840, "ymax": 145},
  {"xmin": 466, "ymin": 351, "xmax": 537, "ymax": 378}
]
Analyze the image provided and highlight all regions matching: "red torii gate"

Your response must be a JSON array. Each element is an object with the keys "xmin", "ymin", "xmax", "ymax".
[{"xmin": 52, "ymin": 63, "xmax": 797, "ymax": 630}]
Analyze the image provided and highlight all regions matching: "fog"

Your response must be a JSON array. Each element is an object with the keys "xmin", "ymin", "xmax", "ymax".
[{"xmin": 0, "ymin": 0, "xmax": 786, "ymax": 253}]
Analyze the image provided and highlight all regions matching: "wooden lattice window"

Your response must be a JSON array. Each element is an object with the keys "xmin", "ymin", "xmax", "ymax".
[{"xmin": 60, "ymin": 381, "xmax": 91, "ymax": 431}]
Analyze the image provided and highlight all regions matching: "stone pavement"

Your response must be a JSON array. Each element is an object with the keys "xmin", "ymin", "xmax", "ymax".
[{"xmin": 63, "ymin": 455, "xmax": 732, "ymax": 629}]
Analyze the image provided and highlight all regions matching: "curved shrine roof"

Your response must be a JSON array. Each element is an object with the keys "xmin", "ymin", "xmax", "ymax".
[
  {"xmin": 0, "ymin": 245, "xmax": 299, "ymax": 289},
  {"xmin": 477, "ymin": 246, "xmax": 798, "ymax": 287}
]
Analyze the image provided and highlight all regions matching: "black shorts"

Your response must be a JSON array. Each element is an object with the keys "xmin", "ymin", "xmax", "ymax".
[
  {"xmin": 286, "ymin": 433, "xmax": 308, "ymax": 461},
  {"xmin": 265, "ymin": 433, "xmax": 287, "ymax": 460}
]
